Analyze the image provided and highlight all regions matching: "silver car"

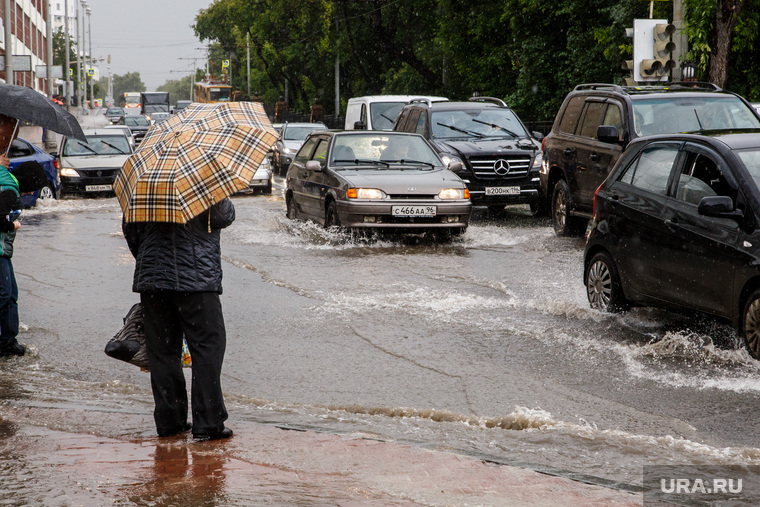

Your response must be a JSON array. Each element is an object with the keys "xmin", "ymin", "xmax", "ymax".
[{"xmin": 285, "ymin": 131, "xmax": 471, "ymax": 236}]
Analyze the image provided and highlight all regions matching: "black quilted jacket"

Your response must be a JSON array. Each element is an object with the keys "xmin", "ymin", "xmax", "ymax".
[{"xmin": 122, "ymin": 199, "xmax": 235, "ymax": 294}]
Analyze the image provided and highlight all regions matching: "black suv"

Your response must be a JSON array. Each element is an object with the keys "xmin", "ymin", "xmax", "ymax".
[
  {"xmin": 394, "ymin": 97, "xmax": 543, "ymax": 212},
  {"xmin": 540, "ymin": 83, "xmax": 760, "ymax": 236}
]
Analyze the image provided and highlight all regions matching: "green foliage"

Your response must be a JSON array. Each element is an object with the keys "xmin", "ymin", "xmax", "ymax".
[
  {"xmin": 157, "ymin": 75, "xmax": 195, "ymax": 102},
  {"xmin": 186, "ymin": 0, "xmax": 759, "ymax": 121}
]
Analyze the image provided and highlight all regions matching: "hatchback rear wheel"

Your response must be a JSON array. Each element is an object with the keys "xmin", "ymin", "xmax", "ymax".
[
  {"xmin": 585, "ymin": 251, "xmax": 627, "ymax": 312},
  {"xmin": 742, "ymin": 290, "xmax": 760, "ymax": 360}
]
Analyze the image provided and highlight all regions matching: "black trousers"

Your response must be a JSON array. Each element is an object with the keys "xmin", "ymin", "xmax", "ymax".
[{"xmin": 140, "ymin": 291, "xmax": 228, "ymax": 435}]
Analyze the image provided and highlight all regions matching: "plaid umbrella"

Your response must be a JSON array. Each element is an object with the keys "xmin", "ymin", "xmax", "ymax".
[{"xmin": 114, "ymin": 101, "xmax": 277, "ymax": 223}]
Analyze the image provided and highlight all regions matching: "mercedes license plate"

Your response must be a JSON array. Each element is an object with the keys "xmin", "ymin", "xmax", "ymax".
[
  {"xmin": 391, "ymin": 205, "xmax": 437, "ymax": 217},
  {"xmin": 85, "ymin": 184, "xmax": 113, "ymax": 192},
  {"xmin": 485, "ymin": 186, "xmax": 520, "ymax": 195}
]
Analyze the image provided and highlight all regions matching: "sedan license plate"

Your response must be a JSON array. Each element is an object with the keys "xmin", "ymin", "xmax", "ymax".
[
  {"xmin": 392, "ymin": 205, "xmax": 437, "ymax": 217},
  {"xmin": 485, "ymin": 186, "xmax": 520, "ymax": 196},
  {"xmin": 85, "ymin": 184, "xmax": 113, "ymax": 192}
]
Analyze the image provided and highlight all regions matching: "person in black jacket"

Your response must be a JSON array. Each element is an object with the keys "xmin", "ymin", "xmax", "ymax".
[{"xmin": 122, "ymin": 199, "xmax": 235, "ymax": 441}]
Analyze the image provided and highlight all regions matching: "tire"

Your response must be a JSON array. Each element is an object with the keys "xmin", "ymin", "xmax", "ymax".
[
  {"xmin": 325, "ymin": 200, "xmax": 340, "ymax": 228},
  {"xmin": 37, "ymin": 184, "xmax": 55, "ymax": 201},
  {"xmin": 551, "ymin": 179, "xmax": 587, "ymax": 236},
  {"xmin": 262, "ymin": 179, "xmax": 272, "ymax": 195},
  {"xmin": 585, "ymin": 251, "xmax": 627, "ymax": 312},
  {"xmin": 286, "ymin": 193, "xmax": 297, "ymax": 220},
  {"xmin": 742, "ymin": 289, "xmax": 760, "ymax": 360}
]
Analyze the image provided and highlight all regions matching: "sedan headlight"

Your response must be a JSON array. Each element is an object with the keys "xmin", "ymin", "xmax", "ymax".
[
  {"xmin": 60, "ymin": 167, "xmax": 80, "ymax": 177},
  {"xmin": 347, "ymin": 188, "xmax": 385, "ymax": 199},
  {"xmin": 438, "ymin": 188, "xmax": 469, "ymax": 200},
  {"xmin": 283, "ymin": 147, "xmax": 294, "ymax": 154},
  {"xmin": 440, "ymin": 154, "xmax": 463, "ymax": 169}
]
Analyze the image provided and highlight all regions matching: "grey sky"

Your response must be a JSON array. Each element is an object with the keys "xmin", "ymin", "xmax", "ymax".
[{"xmin": 84, "ymin": 0, "xmax": 213, "ymax": 91}]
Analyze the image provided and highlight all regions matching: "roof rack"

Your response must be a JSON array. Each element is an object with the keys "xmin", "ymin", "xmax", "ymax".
[
  {"xmin": 666, "ymin": 81, "xmax": 722, "ymax": 91},
  {"xmin": 468, "ymin": 96, "xmax": 508, "ymax": 107},
  {"xmin": 574, "ymin": 84, "xmax": 625, "ymax": 92}
]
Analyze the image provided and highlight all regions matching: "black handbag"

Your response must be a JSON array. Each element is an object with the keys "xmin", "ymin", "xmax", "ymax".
[{"xmin": 105, "ymin": 303, "xmax": 150, "ymax": 370}]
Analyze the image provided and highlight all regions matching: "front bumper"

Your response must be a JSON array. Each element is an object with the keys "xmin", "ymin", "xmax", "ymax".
[{"xmin": 335, "ymin": 199, "xmax": 472, "ymax": 229}]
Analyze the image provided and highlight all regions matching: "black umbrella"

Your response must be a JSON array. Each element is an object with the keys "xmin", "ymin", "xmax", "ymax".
[{"xmin": 0, "ymin": 84, "xmax": 86, "ymax": 146}]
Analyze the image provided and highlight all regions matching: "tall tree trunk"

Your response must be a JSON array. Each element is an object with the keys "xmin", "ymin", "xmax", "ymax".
[{"xmin": 708, "ymin": 0, "xmax": 748, "ymax": 88}]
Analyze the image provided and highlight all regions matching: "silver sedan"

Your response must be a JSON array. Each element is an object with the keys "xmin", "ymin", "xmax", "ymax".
[{"xmin": 285, "ymin": 131, "xmax": 471, "ymax": 237}]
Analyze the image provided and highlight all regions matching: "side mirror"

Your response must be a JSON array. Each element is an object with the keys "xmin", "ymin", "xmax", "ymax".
[
  {"xmin": 532, "ymin": 131, "xmax": 544, "ymax": 141},
  {"xmin": 596, "ymin": 125, "xmax": 620, "ymax": 144},
  {"xmin": 353, "ymin": 121, "xmax": 366, "ymax": 130},
  {"xmin": 449, "ymin": 161, "xmax": 463, "ymax": 172},
  {"xmin": 698, "ymin": 195, "xmax": 744, "ymax": 220},
  {"xmin": 50, "ymin": 152, "xmax": 59, "ymax": 159},
  {"xmin": 305, "ymin": 160, "xmax": 323, "ymax": 172}
]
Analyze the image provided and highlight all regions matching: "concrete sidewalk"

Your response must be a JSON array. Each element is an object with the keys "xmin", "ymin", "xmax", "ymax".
[{"xmin": 0, "ymin": 405, "xmax": 643, "ymax": 506}]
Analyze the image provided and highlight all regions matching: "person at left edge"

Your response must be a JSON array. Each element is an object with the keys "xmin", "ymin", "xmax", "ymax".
[{"xmin": 0, "ymin": 157, "xmax": 48, "ymax": 357}]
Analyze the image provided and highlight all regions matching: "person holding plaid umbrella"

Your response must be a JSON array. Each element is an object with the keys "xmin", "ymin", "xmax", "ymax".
[{"xmin": 116, "ymin": 101, "xmax": 276, "ymax": 440}]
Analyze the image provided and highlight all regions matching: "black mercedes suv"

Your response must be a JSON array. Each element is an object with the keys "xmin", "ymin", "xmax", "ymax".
[
  {"xmin": 394, "ymin": 97, "xmax": 543, "ymax": 213},
  {"xmin": 540, "ymin": 83, "xmax": 760, "ymax": 236}
]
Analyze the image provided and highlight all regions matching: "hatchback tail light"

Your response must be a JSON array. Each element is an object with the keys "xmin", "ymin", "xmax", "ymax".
[{"xmin": 592, "ymin": 183, "xmax": 602, "ymax": 218}]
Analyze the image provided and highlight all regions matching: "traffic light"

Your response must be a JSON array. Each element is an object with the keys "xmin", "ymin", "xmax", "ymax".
[{"xmin": 632, "ymin": 19, "xmax": 677, "ymax": 83}]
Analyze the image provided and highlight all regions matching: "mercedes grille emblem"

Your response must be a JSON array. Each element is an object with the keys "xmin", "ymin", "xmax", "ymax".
[{"xmin": 493, "ymin": 159, "xmax": 511, "ymax": 176}]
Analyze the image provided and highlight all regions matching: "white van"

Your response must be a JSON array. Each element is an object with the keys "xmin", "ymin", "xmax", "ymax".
[{"xmin": 345, "ymin": 95, "xmax": 447, "ymax": 131}]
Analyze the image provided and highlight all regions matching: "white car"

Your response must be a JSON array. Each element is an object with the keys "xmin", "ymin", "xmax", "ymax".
[
  {"xmin": 57, "ymin": 129, "xmax": 133, "ymax": 196},
  {"xmin": 103, "ymin": 125, "xmax": 136, "ymax": 150},
  {"xmin": 238, "ymin": 157, "xmax": 273, "ymax": 195}
]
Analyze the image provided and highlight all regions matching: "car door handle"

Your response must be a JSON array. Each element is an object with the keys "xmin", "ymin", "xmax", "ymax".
[
  {"xmin": 564, "ymin": 148, "xmax": 575, "ymax": 156},
  {"xmin": 590, "ymin": 153, "xmax": 600, "ymax": 162},
  {"xmin": 664, "ymin": 217, "xmax": 679, "ymax": 228}
]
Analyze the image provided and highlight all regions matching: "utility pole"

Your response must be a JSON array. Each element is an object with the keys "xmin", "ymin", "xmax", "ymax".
[
  {"xmin": 673, "ymin": 0, "xmax": 688, "ymax": 81},
  {"xmin": 87, "ymin": 6, "xmax": 93, "ymax": 108},
  {"xmin": 76, "ymin": 1, "xmax": 82, "ymax": 114},
  {"xmin": 64, "ymin": 0, "xmax": 71, "ymax": 109},
  {"xmin": 46, "ymin": 0, "xmax": 53, "ymax": 98},
  {"xmin": 4, "ymin": 0, "xmax": 13, "ymax": 84},
  {"xmin": 246, "ymin": 33, "xmax": 250, "ymax": 98}
]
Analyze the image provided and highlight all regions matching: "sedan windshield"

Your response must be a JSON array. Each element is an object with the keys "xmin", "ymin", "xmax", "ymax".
[
  {"xmin": 284, "ymin": 126, "xmax": 326, "ymax": 141},
  {"xmin": 331, "ymin": 134, "xmax": 441, "ymax": 168},
  {"xmin": 63, "ymin": 135, "xmax": 131, "ymax": 156},
  {"xmin": 431, "ymin": 109, "xmax": 528, "ymax": 139},
  {"xmin": 633, "ymin": 96, "xmax": 760, "ymax": 135}
]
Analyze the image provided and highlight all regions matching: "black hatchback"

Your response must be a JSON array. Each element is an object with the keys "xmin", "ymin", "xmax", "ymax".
[{"xmin": 584, "ymin": 130, "xmax": 760, "ymax": 359}]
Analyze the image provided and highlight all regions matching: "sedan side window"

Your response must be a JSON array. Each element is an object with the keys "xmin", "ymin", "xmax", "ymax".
[
  {"xmin": 618, "ymin": 146, "xmax": 678, "ymax": 195},
  {"xmin": 295, "ymin": 137, "xmax": 320, "ymax": 164},
  {"xmin": 675, "ymin": 153, "xmax": 735, "ymax": 206},
  {"xmin": 312, "ymin": 139, "xmax": 328, "ymax": 167}
]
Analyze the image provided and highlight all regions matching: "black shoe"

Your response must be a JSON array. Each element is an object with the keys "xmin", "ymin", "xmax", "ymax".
[
  {"xmin": 193, "ymin": 427, "xmax": 233, "ymax": 441},
  {"xmin": 157, "ymin": 422, "xmax": 192, "ymax": 438},
  {"xmin": 0, "ymin": 342, "xmax": 26, "ymax": 357}
]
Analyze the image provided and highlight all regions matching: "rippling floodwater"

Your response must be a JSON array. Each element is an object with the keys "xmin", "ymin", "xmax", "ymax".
[{"xmin": 3, "ymin": 188, "xmax": 760, "ymax": 501}]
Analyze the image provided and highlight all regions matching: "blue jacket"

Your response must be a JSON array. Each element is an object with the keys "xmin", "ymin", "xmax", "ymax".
[{"xmin": 122, "ymin": 199, "xmax": 235, "ymax": 293}]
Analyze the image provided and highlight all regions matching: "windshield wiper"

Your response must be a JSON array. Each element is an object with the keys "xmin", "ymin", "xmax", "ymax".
[
  {"xmin": 382, "ymin": 159, "xmax": 435, "ymax": 168},
  {"xmin": 101, "ymin": 141, "xmax": 127, "ymax": 154},
  {"xmin": 333, "ymin": 159, "xmax": 390, "ymax": 167},
  {"xmin": 471, "ymin": 119, "xmax": 518, "ymax": 137},
  {"xmin": 70, "ymin": 141, "xmax": 98, "ymax": 155},
  {"xmin": 436, "ymin": 122, "xmax": 483, "ymax": 137}
]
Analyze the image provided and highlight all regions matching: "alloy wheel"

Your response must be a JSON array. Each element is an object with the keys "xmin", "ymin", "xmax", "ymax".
[
  {"xmin": 744, "ymin": 297, "xmax": 760, "ymax": 359},
  {"xmin": 586, "ymin": 259, "xmax": 612, "ymax": 310}
]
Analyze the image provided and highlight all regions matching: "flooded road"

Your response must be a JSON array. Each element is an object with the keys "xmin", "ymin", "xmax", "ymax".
[{"xmin": 3, "ymin": 178, "xmax": 760, "ymax": 500}]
